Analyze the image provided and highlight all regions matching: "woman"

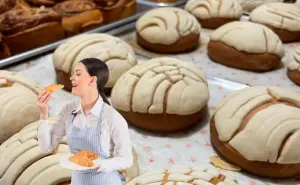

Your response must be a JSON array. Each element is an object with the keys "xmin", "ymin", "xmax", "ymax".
[{"xmin": 37, "ymin": 58, "xmax": 133, "ymax": 185}]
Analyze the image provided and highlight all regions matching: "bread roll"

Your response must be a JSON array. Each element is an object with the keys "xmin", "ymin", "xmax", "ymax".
[
  {"xmin": 54, "ymin": 0, "xmax": 103, "ymax": 36},
  {"xmin": 0, "ymin": 70, "xmax": 41, "ymax": 144},
  {"xmin": 111, "ymin": 57, "xmax": 209, "ymax": 132},
  {"xmin": 136, "ymin": 7, "xmax": 201, "ymax": 53},
  {"xmin": 0, "ymin": 117, "xmax": 139, "ymax": 185},
  {"xmin": 207, "ymin": 21, "xmax": 284, "ymax": 71},
  {"xmin": 53, "ymin": 33, "xmax": 137, "ymax": 91},
  {"xmin": 185, "ymin": 0, "xmax": 243, "ymax": 29},
  {"xmin": 287, "ymin": 46, "xmax": 300, "ymax": 86},
  {"xmin": 0, "ymin": 7, "xmax": 65, "ymax": 55},
  {"xmin": 95, "ymin": 0, "xmax": 137, "ymax": 24},
  {"xmin": 238, "ymin": 0, "xmax": 283, "ymax": 12},
  {"xmin": 126, "ymin": 165, "xmax": 240, "ymax": 185},
  {"xmin": 250, "ymin": 2, "xmax": 300, "ymax": 42},
  {"xmin": 211, "ymin": 86, "xmax": 300, "ymax": 178}
]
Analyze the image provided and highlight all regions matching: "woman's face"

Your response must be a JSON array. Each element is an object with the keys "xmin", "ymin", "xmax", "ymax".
[{"xmin": 70, "ymin": 62, "xmax": 93, "ymax": 96}]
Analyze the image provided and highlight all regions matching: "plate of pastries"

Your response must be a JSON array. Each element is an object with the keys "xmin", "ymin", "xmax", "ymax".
[{"xmin": 60, "ymin": 150, "xmax": 101, "ymax": 171}]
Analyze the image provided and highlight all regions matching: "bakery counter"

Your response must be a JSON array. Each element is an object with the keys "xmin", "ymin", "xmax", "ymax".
[{"xmin": 1, "ymin": 2, "xmax": 300, "ymax": 185}]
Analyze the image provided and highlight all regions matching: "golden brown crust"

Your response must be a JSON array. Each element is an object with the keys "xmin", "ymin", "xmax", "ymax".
[
  {"xmin": 0, "ymin": 33, "xmax": 11, "ymax": 59},
  {"xmin": 136, "ymin": 32, "xmax": 200, "ymax": 53},
  {"xmin": 207, "ymin": 41, "xmax": 281, "ymax": 71},
  {"xmin": 54, "ymin": 0, "xmax": 103, "ymax": 35},
  {"xmin": 6, "ymin": 22, "xmax": 64, "ymax": 55},
  {"xmin": 96, "ymin": 0, "xmax": 136, "ymax": 24},
  {"xmin": 25, "ymin": 0, "xmax": 60, "ymax": 6},
  {"xmin": 0, "ymin": 7, "xmax": 62, "ymax": 35},
  {"xmin": 198, "ymin": 18, "xmax": 238, "ymax": 29},
  {"xmin": 210, "ymin": 95, "xmax": 300, "ymax": 178},
  {"xmin": 0, "ymin": 0, "xmax": 16, "ymax": 14},
  {"xmin": 116, "ymin": 106, "xmax": 207, "ymax": 133},
  {"xmin": 288, "ymin": 69, "xmax": 300, "ymax": 86}
]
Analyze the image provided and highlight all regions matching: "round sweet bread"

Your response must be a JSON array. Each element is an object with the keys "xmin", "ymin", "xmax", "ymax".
[
  {"xmin": 111, "ymin": 57, "xmax": 209, "ymax": 132},
  {"xmin": 52, "ymin": 33, "xmax": 137, "ymax": 91},
  {"xmin": 0, "ymin": 70, "xmax": 40, "ymax": 144},
  {"xmin": 185, "ymin": 0, "xmax": 243, "ymax": 29},
  {"xmin": 238, "ymin": 0, "xmax": 283, "ymax": 12},
  {"xmin": 249, "ymin": 3, "xmax": 300, "ymax": 42},
  {"xmin": 0, "ymin": 117, "xmax": 139, "ymax": 185},
  {"xmin": 287, "ymin": 46, "xmax": 300, "ymax": 86},
  {"xmin": 126, "ymin": 165, "xmax": 240, "ymax": 185},
  {"xmin": 211, "ymin": 86, "xmax": 300, "ymax": 178},
  {"xmin": 135, "ymin": 7, "xmax": 201, "ymax": 53},
  {"xmin": 207, "ymin": 21, "xmax": 284, "ymax": 71}
]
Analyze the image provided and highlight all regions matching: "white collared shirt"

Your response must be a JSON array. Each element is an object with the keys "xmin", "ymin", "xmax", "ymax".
[{"xmin": 37, "ymin": 95, "xmax": 133, "ymax": 172}]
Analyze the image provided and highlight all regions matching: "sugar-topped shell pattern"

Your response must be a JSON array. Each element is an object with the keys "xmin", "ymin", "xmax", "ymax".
[
  {"xmin": 238, "ymin": 0, "xmax": 283, "ymax": 12},
  {"xmin": 250, "ymin": 3, "xmax": 300, "ymax": 32},
  {"xmin": 211, "ymin": 86, "xmax": 300, "ymax": 178},
  {"xmin": 52, "ymin": 33, "xmax": 137, "ymax": 89},
  {"xmin": 0, "ymin": 117, "xmax": 139, "ymax": 185},
  {"xmin": 111, "ymin": 57, "xmax": 209, "ymax": 132},
  {"xmin": 0, "ymin": 117, "xmax": 71, "ymax": 185},
  {"xmin": 185, "ymin": 0, "xmax": 242, "ymax": 24},
  {"xmin": 0, "ymin": 70, "xmax": 41, "ymax": 144},
  {"xmin": 136, "ymin": 7, "xmax": 201, "ymax": 45},
  {"xmin": 210, "ymin": 21, "xmax": 284, "ymax": 57},
  {"xmin": 126, "ymin": 165, "xmax": 239, "ymax": 185}
]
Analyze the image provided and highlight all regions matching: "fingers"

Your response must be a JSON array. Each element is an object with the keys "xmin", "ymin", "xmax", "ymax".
[
  {"xmin": 38, "ymin": 91, "xmax": 51, "ymax": 103},
  {"xmin": 43, "ymin": 93, "xmax": 51, "ymax": 104}
]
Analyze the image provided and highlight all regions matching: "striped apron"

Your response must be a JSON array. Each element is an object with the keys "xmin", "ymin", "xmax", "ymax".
[{"xmin": 66, "ymin": 100, "xmax": 126, "ymax": 185}]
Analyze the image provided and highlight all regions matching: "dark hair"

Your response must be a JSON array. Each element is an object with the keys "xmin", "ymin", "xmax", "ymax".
[{"xmin": 80, "ymin": 58, "xmax": 110, "ymax": 105}]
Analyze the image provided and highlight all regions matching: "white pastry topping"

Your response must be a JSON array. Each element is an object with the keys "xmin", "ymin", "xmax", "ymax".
[
  {"xmin": 136, "ymin": 7, "xmax": 201, "ymax": 45},
  {"xmin": 185, "ymin": 0, "xmax": 242, "ymax": 19}
]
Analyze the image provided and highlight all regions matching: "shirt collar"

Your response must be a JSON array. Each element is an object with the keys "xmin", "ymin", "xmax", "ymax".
[{"xmin": 73, "ymin": 95, "xmax": 103, "ymax": 118}]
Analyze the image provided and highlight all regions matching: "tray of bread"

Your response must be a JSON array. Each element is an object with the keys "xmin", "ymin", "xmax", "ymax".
[{"xmin": 60, "ymin": 150, "xmax": 101, "ymax": 171}]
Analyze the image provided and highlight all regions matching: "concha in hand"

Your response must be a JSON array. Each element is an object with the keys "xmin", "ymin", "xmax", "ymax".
[
  {"xmin": 0, "ymin": 117, "xmax": 139, "ymax": 185},
  {"xmin": 136, "ymin": 7, "xmax": 201, "ymax": 53},
  {"xmin": 0, "ymin": 70, "xmax": 40, "ymax": 144},
  {"xmin": 211, "ymin": 86, "xmax": 300, "ymax": 178},
  {"xmin": 207, "ymin": 21, "xmax": 284, "ymax": 71},
  {"xmin": 111, "ymin": 57, "xmax": 209, "ymax": 132},
  {"xmin": 126, "ymin": 165, "xmax": 240, "ymax": 185},
  {"xmin": 52, "ymin": 33, "xmax": 137, "ymax": 91},
  {"xmin": 250, "ymin": 2, "xmax": 300, "ymax": 42},
  {"xmin": 287, "ymin": 46, "xmax": 300, "ymax": 86},
  {"xmin": 185, "ymin": 0, "xmax": 243, "ymax": 29}
]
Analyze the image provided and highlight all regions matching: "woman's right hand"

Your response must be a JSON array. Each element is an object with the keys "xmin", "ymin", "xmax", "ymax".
[{"xmin": 37, "ymin": 90, "xmax": 51, "ymax": 119}]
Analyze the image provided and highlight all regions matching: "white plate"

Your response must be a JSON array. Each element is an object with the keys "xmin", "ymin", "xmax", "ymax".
[{"xmin": 59, "ymin": 154, "xmax": 100, "ymax": 171}]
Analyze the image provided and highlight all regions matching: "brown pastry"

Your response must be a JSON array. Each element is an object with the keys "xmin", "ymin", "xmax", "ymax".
[
  {"xmin": 136, "ymin": 7, "xmax": 201, "ymax": 53},
  {"xmin": 25, "ymin": 0, "xmax": 61, "ymax": 7},
  {"xmin": 249, "ymin": 3, "xmax": 300, "ymax": 43},
  {"xmin": 0, "ymin": 7, "xmax": 65, "ymax": 55},
  {"xmin": 211, "ymin": 86, "xmax": 300, "ymax": 178},
  {"xmin": 54, "ymin": 0, "xmax": 103, "ymax": 36},
  {"xmin": 0, "ymin": 33, "xmax": 11, "ymax": 59},
  {"xmin": 95, "ymin": 0, "xmax": 136, "ymax": 24},
  {"xmin": 74, "ymin": 150, "xmax": 99, "ymax": 160},
  {"xmin": 111, "ymin": 57, "xmax": 209, "ymax": 133},
  {"xmin": 184, "ymin": 0, "xmax": 243, "ymax": 29},
  {"xmin": 0, "ymin": 0, "xmax": 29, "ymax": 15},
  {"xmin": 287, "ymin": 46, "xmax": 300, "ymax": 86},
  {"xmin": 208, "ymin": 21, "xmax": 284, "ymax": 71}
]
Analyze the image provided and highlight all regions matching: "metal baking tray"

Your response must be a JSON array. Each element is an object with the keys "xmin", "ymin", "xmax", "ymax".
[
  {"xmin": 0, "ymin": 0, "xmax": 186, "ymax": 69},
  {"xmin": 137, "ymin": 0, "xmax": 187, "ymax": 9}
]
